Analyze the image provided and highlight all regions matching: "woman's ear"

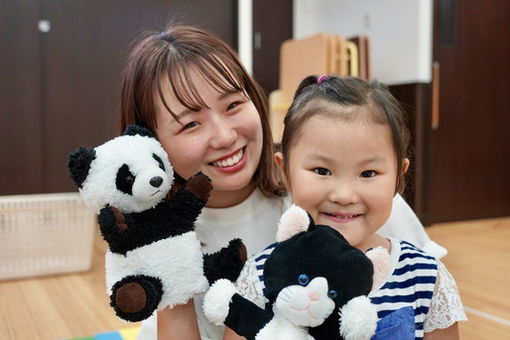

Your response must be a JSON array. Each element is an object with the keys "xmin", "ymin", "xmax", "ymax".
[
  {"xmin": 274, "ymin": 151, "xmax": 290, "ymax": 190},
  {"xmin": 402, "ymin": 157, "xmax": 410, "ymax": 174}
]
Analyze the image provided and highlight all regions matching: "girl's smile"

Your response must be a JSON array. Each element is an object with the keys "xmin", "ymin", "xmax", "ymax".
[{"xmin": 320, "ymin": 212, "xmax": 363, "ymax": 224}]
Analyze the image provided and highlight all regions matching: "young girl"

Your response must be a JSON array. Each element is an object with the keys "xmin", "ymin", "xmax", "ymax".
[
  {"xmin": 231, "ymin": 75, "xmax": 467, "ymax": 340},
  {"xmin": 119, "ymin": 25, "xmax": 447, "ymax": 340}
]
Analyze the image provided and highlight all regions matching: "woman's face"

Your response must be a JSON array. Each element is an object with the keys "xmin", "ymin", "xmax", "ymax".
[{"xmin": 153, "ymin": 70, "xmax": 263, "ymax": 208}]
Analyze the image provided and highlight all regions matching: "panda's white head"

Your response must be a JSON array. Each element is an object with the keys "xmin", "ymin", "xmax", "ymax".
[{"xmin": 68, "ymin": 125, "xmax": 174, "ymax": 213}]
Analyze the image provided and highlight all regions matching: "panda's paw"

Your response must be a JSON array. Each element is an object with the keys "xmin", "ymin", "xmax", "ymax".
[
  {"xmin": 110, "ymin": 275, "xmax": 163, "ymax": 322},
  {"xmin": 98, "ymin": 206, "xmax": 129, "ymax": 242},
  {"xmin": 203, "ymin": 279, "xmax": 237, "ymax": 325},
  {"xmin": 185, "ymin": 172, "xmax": 212, "ymax": 201}
]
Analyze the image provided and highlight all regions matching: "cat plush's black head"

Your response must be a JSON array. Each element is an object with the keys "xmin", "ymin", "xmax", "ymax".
[{"xmin": 264, "ymin": 224, "xmax": 374, "ymax": 308}]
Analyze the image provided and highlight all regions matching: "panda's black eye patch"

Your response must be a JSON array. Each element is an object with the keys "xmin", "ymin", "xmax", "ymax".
[
  {"xmin": 153, "ymin": 154, "xmax": 165, "ymax": 171},
  {"xmin": 116, "ymin": 164, "xmax": 135, "ymax": 195}
]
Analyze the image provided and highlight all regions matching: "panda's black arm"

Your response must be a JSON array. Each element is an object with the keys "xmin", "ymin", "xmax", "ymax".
[
  {"xmin": 224, "ymin": 294, "xmax": 274, "ymax": 340},
  {"xmin": 164, "ymin": 189, "xmax": 206, "ymax": 228},
  {"xmin": 203, "ymin": 239, "xmax": 247, "ymax": 284}
]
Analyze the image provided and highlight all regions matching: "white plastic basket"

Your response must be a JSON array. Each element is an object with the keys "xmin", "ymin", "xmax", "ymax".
[{"xmin": 0, "ymin": 192, "xmax": 96, "ymax": 280}]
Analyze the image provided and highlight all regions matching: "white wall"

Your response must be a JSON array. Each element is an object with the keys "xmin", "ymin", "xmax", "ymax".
[
  {"xmin": 294, "ymin": 0, "xmax": 433, "ymax": 85},
  {"xmin": 238, "ymin": 0, "xmax": 253, "ymax": 74}
]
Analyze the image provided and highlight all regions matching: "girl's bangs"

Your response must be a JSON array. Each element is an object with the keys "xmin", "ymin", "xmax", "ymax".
[{"xmin": 158, "ymin": 54, "xmax": 244, "ymax": 120}]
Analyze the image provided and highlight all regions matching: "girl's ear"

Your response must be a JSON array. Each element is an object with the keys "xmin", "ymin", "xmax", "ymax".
[
  {"xmin": 402, "ymin": 157, "xmax": 410, "ymax": 174},
  {"xmin": 274, "ymin": 152, "xmax": 290, "ymax": 190}
]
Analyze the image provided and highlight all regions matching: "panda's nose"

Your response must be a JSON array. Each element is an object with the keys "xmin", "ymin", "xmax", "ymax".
[{"xmin": 150, "ymin": 176, "xmax": 163, "ymax": 188}]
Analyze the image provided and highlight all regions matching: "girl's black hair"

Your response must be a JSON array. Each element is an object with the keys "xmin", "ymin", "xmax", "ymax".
[{"xmin": 281, "ymin": 75, "xmax": 410, "ymax": 193}]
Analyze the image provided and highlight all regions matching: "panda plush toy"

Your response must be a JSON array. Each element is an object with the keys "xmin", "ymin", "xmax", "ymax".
[
  {"xmin": 204, "ymin": 205, "xmax": 390, "ymax": 340},
  {"xmin": 68, "ymin": 125, "xmax": 246, "ymax": 322}
]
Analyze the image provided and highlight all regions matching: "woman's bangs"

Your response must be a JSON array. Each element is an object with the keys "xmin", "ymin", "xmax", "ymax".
[
  {"xmin": 158, "ymin": 55, "xmax": 244, "ymax": 119},
  {"xmin": 197, "ymin": 54, "xmax": 244, "ymax": 96}
]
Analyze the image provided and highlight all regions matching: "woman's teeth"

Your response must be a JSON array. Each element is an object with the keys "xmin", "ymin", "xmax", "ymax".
[{"xmin": 212, "ymin": 149, "xmax": 243, "ymax": 167}]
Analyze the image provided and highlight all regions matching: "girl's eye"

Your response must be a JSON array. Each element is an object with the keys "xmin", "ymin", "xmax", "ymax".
[
  {"xmin": 183, "ymin": 121, "xmax": 199, "ymax": 130},
  {"xmin": 360, "ymin": 170, "xmax": 377, "ymax": 178},
  {"xmin": 297, "ymin": 274, "xmax": 310, "ymax": 286},
  {"xmin": 327, "ymin": 290, "xmax": 338, "ymax": 299},
  {"xmin": 227, "ymin": 101, "xmax": 243, "ymax": 111},
  {"xmin": 313, "ymin": 167, "xmax": 331, "ymax": 176}
]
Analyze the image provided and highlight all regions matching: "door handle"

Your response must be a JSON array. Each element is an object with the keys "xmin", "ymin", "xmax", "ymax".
[{"xmin": 432, "ymin": 61, "xmax": 440, "ymax": 130}]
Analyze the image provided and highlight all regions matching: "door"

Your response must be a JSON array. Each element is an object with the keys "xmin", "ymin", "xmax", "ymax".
[
  {"xmin": 252, "ymin": 0, "xmax": 293, "ymax": 95},
  {"xmin": 0, "ymin": 0, "xmax": 45, "ymax": 194},
  {"xmin": 0, "ymin": 0, "xmax": 237, "ymax": 195},
  {"xmin": 427, "ymin": 0, "xmax": 510, "ymax": 223}
]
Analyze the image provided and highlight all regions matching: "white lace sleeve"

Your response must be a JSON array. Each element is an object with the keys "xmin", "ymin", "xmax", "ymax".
[
  {"xmin": 235, "ymin": 257, "xmax": 267, "ymax": 309},
  {"xmin": 424, "ymin": 261, "xmax": 468, "ymax": 332}
]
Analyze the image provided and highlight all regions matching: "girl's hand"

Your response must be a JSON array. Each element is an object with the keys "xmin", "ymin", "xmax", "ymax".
[{"xmin": 424, "ymin": 322, "xmax": 460, "ymax": 340}]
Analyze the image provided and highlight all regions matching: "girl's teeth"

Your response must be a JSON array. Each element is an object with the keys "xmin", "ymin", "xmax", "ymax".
[{"xmin": 213, "ymin": 149, "xmax": 243, "ymax": 167}]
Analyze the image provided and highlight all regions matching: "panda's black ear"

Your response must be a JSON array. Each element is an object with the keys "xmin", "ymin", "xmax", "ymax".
[
  {"xmin": 68, "ymin": 147, "xmax": 96, "ymax": 188},
  {"xmin": 123, "ymin": 125, "xmax": 154, "ymax": 138}
]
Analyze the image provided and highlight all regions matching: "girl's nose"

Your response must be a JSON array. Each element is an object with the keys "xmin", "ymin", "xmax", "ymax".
[{"xmin": 329, "ymin": 181, "xmax": 358, "ymax": 205}]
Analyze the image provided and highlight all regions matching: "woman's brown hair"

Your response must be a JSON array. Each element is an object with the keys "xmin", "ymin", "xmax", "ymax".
[
  {"xmin": 281, "ymin": 75, "xmax": 411, "ymax": 193},
  {"xmin": 120, "ymin": 25, "xmax": 284, "ymax": 197}
]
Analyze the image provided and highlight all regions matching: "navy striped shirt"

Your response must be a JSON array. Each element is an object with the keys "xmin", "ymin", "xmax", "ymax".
[{"xmin": 254, "ymin": 238, "xmax": 437, "ymax": 340}]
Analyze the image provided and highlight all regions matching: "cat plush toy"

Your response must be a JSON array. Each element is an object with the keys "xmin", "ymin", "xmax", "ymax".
[
  {"xmin": 68, "ymin": 125, "xmax": 246, "ymax": 322},
  {"xmin": 204, "ymin": 205, "xmax": 390, "ymax": 340}
]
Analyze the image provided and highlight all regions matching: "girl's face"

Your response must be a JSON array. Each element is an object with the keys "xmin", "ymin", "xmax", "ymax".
[
  {"xmin": 154, "ymin": 70, "xmax": 263, "ymax": 208},
  {"xmin": 276, "ymin": 108, "xmax": 407, "ymax": 249}
]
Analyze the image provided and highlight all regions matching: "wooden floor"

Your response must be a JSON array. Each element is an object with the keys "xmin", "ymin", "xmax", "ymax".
[
  {"xmin": 0, "ymin": 228, "xmax": 137, "ymax": 339},
  {"xmin": 427, "ymin": 216, "xmax": 510, "ymax": 339},
  {"xmin": 0, "ymin": 217, "xmax": 509, "ymax": 339}
]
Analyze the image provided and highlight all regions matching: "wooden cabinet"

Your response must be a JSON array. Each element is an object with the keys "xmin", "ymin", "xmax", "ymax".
[{"xmin": 0, "ymin": 0, "xmax": 236, "ymax": 195}]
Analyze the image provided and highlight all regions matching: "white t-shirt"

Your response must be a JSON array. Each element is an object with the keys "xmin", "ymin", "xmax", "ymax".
[{"xmin": 136, "ymin": 191, "xmax": 445, "ymax": 340}]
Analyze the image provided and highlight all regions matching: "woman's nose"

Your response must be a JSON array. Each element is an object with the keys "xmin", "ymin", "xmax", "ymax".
[{"xmin": 209, "ymin": 117, "xmax": 237, "ymax": 149}]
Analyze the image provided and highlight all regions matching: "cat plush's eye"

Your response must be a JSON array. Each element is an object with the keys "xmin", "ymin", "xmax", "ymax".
[
  {"xmin": 297, "ymin": 274, "xmax": 310, "ymax": 286},
  {"xmin": 328, "ymin": 290, "xmax": 338, "ymax": 299}
]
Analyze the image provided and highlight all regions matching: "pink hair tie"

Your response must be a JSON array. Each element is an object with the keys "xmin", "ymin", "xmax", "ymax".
[{"xmin": 316, "ymin": 75, "xmax": 328, "ymax": 84}]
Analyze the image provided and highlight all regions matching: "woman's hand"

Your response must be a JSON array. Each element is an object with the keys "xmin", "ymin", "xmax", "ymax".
[
  {"xmin": 223, "ymin": 327, "xmax": 246, "ymax": 340},
  {"xmin": 157, "ymin": 300, "xmax": 201, "ymax": 340}
]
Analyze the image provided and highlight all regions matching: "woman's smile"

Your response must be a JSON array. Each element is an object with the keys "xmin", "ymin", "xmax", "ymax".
[{"xmin": 209, "ymin": 147, "xmax": 246, "ymax": 172}]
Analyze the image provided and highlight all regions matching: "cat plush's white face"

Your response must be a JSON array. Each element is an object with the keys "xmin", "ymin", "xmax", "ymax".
[{"xmin": 274, "ymin": 276, "xmax": 335, "ymax": 327}]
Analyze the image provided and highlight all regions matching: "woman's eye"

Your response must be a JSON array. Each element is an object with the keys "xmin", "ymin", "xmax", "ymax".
[
  {"xmin": 227, "ymin": 101, "xmax": 243, "ymax": 111},
  {"xmin": 313, "ymin": 168, "xmax": 331, "ymax": 176},
  {"xmin": 360, "ymin": 170, "xmax": 377, "ymax": 178},
  {"xmin": 183, "ymin": 121, "xmax": 199, "ymax": 130}
]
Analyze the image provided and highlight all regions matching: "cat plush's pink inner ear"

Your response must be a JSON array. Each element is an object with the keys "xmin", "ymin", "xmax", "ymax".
[
  {"xmin": 365, "ymin": 247, "xmax": 391, "ymax": 291},
  {"xmin": 276, "ymin": 205, "xmax": 310, "ymax": 242}
]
